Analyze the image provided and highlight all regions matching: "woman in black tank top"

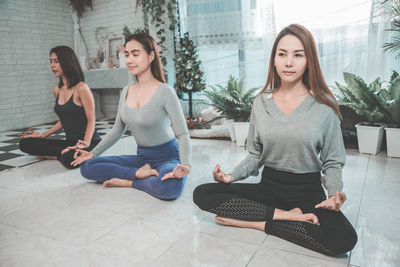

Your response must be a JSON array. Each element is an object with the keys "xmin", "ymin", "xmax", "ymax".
[{"xmin": 18, "ymin": 46, "xmax": 101, "ymax": 169}]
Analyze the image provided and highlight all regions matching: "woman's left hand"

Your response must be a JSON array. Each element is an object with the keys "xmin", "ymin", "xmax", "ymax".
[
  {"xmin": 161, "ymin": 164, "xmax": 191, "ymax": 181},
  {"xmin": 315, "ymin": 192, "xmax": 346, "ymax": 211}
]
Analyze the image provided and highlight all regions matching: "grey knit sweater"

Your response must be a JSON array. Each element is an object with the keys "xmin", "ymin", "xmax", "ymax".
[
  {"xmin": 231, "ymin": 92, "xmax": 345, "ymax": 196},
  {"xmin": 91, "ymin": 83, "xmax": 191, "ymax": 166}
]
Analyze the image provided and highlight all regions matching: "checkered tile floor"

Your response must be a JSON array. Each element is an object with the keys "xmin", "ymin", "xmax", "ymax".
[{"xmin": 0, "ymin": 118, "xmax": 131, "ymax": 172}]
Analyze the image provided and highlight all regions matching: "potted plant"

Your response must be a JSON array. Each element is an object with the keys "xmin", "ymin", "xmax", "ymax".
[
  {"xmin": 174, "ymin": 33, "xmax": 206, "ymax": 120},
  {"xmin": 201, "ymin": 77, "xmax": 237, "ymax": 141},
  {"xmin": 201, "ymin": 75, "xmax": 260, "ymax": 146},
  {"xmin": 378, "ymin": 71, "xmax": 400, "ymax": 157},
  {"xmin": 381, "ymin": 0, "xmax": 400, "ymax": 157},
  {"xmin": 336, "ymin": 72, "xmax": 387, "ymax": 154}
]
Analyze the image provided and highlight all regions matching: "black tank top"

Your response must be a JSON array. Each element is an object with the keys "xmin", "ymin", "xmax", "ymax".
[{"xmin": 54, "ymin": 91, "xmax": 100, "ymax": 142}]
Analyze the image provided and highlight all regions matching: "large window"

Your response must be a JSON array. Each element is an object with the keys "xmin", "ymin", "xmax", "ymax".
[{"xmin": 181, "ymin": 0, "xmax": 398, "ymax": 97}]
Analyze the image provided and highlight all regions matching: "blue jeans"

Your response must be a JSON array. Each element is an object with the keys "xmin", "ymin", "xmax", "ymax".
[{"xmin": 80, "ymin": 139, "xmax": 186, "ymax": 200}]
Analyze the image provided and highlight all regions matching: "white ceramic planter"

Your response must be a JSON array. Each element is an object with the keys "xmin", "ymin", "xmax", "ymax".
[
  {"xmin": 355, "ymin": 123, "xmax": 384, "ymax": 154},
  {"xmin": 233, "ymin": 122, "xmax": 250, "ymax": 147},
  {"xmin": 385, "ymin": 127, "xmax": 400, "ymax": 158},
  {"xmin": 226, "ymin": 119, "xmax": 236, "ymax": 142}
]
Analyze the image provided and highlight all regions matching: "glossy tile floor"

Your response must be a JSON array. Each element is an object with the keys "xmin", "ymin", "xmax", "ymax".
[{"xmin": 0, "ymin": 133, "xmax": 399, "ymax": 266}]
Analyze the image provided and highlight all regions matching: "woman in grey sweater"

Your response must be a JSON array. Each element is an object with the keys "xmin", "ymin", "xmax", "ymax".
[
  {"xmin": 193, "ymin": 24, "xmax": 357, "ymax": 255},
  {"xmin": 71, "ymin": 33, "xmax": 191, "ymax": 200}
]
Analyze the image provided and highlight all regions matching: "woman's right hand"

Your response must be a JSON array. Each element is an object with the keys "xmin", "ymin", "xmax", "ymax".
[
  {"xmin": 61, "ymin": 140, "xmax": 90, "ymax": 155},
  {"xmin": 213, "ymin": 164, "xmax": 234, "ymax": 183},
  {"xmin": 61, "ymin": 145, "xmax": 76, "ymax": 155},
  {"xmin": 70, "ymin": 149, "xmax": 94, "ymax": 166},
  {"xmin": 19, "ymin": 128, "xmax": 43, "ymax": 139}
]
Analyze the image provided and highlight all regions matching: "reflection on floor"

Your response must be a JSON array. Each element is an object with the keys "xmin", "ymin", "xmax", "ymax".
[
  {"xmin": 0, "ymin": 125, "xmax": 399, "ymax": 266},
  {"xmin": 0, "ymin": 119, "xmax": 131, "ymax": 171}
]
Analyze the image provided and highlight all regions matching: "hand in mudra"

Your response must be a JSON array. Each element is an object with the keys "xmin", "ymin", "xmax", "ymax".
[
  {"xmin": 315, "ymin": 192, "xmax": 346, "ymax": 211},
  {"xmin": 70, "ymin": 149, "xmax": 94, "ymax": 166},
  {"xmin": 19, "ymin": 128, "xmax": 42, "ymax": 139},
  {"xmin": 61, "ymin": 140, "xmax": 90, "ymax": 155},
  {"xmin": 161, "ymin": 164, "xmax": 191, "ymax": 181},
  {"xmin": 213, "ymin": 164, "xmax": 233, "ymax": 183},
  {"xmin": 75, "ymin": 140, "xmax": 90, "ymax": 149}
]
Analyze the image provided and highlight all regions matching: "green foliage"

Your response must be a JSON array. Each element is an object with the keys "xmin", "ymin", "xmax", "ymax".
[
  {"xmin": 122, "ymin": 26, "xmax": 132, "ymax": 40},
  {"xmin": 389, "ymin": 70, "xmax": 399, "ymax": 84},
  {"xmin": 187, "ymin": 120, "xmax": 211, "ymax": 130},
  {"xmin": 136, "ymin": 0, "xmax": 180, "ymax": 82},
  {"xmin": 341, "ymin": 129, "xmax": 358, "ymax": 149},
  {"xmin": 174, "ymin": 33, "xmax": 206, "ymax": 94},
  {"xmin": 122, "ymin": 26, "xmax": 148, "ymax": 40},
  {"xmin": 69, "ymin": 0, "xmax": 92, "ymax": 18},
  {"xmin": 382, "ymin": 0, "xmax": 400, "ymax": 58},
  {"xmin": 336, "ymin": 72, "xmax": 400, "ymax": 127},
  {"xmin": 378, "ymin": 74, "xmax": 400, "ymax": 127},
  {"xmin": 201, "ymin": 75, "xmax": 261, "ymax": 122},
  {"xmin": 174, "ymin": 32, "xmax": 206, "ymax": 119}
]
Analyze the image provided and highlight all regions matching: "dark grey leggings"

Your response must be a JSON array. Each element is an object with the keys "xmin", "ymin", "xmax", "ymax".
[
  {"xmin": 19, "ymin": 137, "xmax": 99, "ymax": 169},
  {"xmin": 193, "ymin": 167, "xmax": 357, "ymax": 256}
]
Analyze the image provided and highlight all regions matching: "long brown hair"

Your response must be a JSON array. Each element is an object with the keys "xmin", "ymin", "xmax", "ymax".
[
  {"xmin": 261, "ymin": 24, "xmax": 342, "ymax": 119},
  {"xmin": 124, "ymin": 33, "xmax": 166, "ymax": 83},
  {"xmin": 50, "ymin": 46, "xmax": 84, "ymax": 88}
]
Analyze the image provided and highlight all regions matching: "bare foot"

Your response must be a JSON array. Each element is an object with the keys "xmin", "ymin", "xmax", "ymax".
[
  {"xmin": 294, "ymin": 213, "xmax": 319, "ymax": 225},
  {"xmin": 288, "ymin": 207, "xmax": 302, "ymax": 215},
  {"xmin": 215, "ymin": 216, "xmax": 266, "ymax": 231},
  {"xmin": 287, "ymin": 213, "xmax": 319, "ymax": 225},
  {"xmin": 274, "ymin": 208, "xmax": 319, "ymax": 225},
  {"xmin": 103, "ymin": 178, "xmax": 133, "ymax": 188},
  {"xmin": 135, "ymin": 164, "xmax": 159, "ymax": 179}
]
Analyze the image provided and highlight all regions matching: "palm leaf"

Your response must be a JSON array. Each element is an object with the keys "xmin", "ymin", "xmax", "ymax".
[
  {"xmin": 201, "ymin": 75, "xmax": 261, "ymax": 122},
  {"xmin": 382, "ymin": 37, "xmax": 400, "ymax": 59}
]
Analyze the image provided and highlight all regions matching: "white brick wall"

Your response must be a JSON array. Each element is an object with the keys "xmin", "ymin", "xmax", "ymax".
[
  {"xmin": 79, "ymin": 0, "xmax": 145, "ymax": 65},
  {"xmin": 79, "ymin": 0, "xmax": 176, "ymax": 85},
  {"xmin": 0, "ymin": 0, "xmax": 73, "ymax": 132},
  {"xmin": 0, "ymin": 0, "xmax": 176, "ymax": 132}
]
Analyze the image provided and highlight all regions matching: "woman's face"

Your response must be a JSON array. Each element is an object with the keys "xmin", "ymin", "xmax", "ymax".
[
  {"xmin": 124, "ymin": 40, "xmax": 154, "ymax": 76},
  {"xmin": 274, "ymin": 34, "xmax": 307, "ymax": 85},
  {"xmin": 50, "ymin": 53, "xmax": 63, "ymax": 77}
]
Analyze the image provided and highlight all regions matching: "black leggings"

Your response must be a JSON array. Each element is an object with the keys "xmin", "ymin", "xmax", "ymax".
[
  {"xmin": 19, "ymin": 138, "xmax": 100, "ymax": 169},
  {"xmin": 193, "ymin": 167, "xmax": 358, "ymax": 256}
]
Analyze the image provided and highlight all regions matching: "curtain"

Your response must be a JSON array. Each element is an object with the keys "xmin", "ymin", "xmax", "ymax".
[
  {"xmin": 366, "ymin": 0, "xmax": 397, "ymax": 82},
  {"xmin": 69, "ymin": 4, "xmax": 89, "ymax": 70},
  {"xmin": 180, "ymin": 0, "xmax": 399, "ymax": 95},
  {"xmin": 180, "ymin": 0, "xmax": 275, "ymax": 93}
]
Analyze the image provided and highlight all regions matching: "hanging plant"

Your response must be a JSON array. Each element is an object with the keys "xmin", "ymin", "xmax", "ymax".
[
  {"xmin": 136, "ymin": 0, "xmax": 180, "ymax": 81},
  {"xmin": 69, "ymin": 0, "xmax": 92, "ymax": 18}
]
